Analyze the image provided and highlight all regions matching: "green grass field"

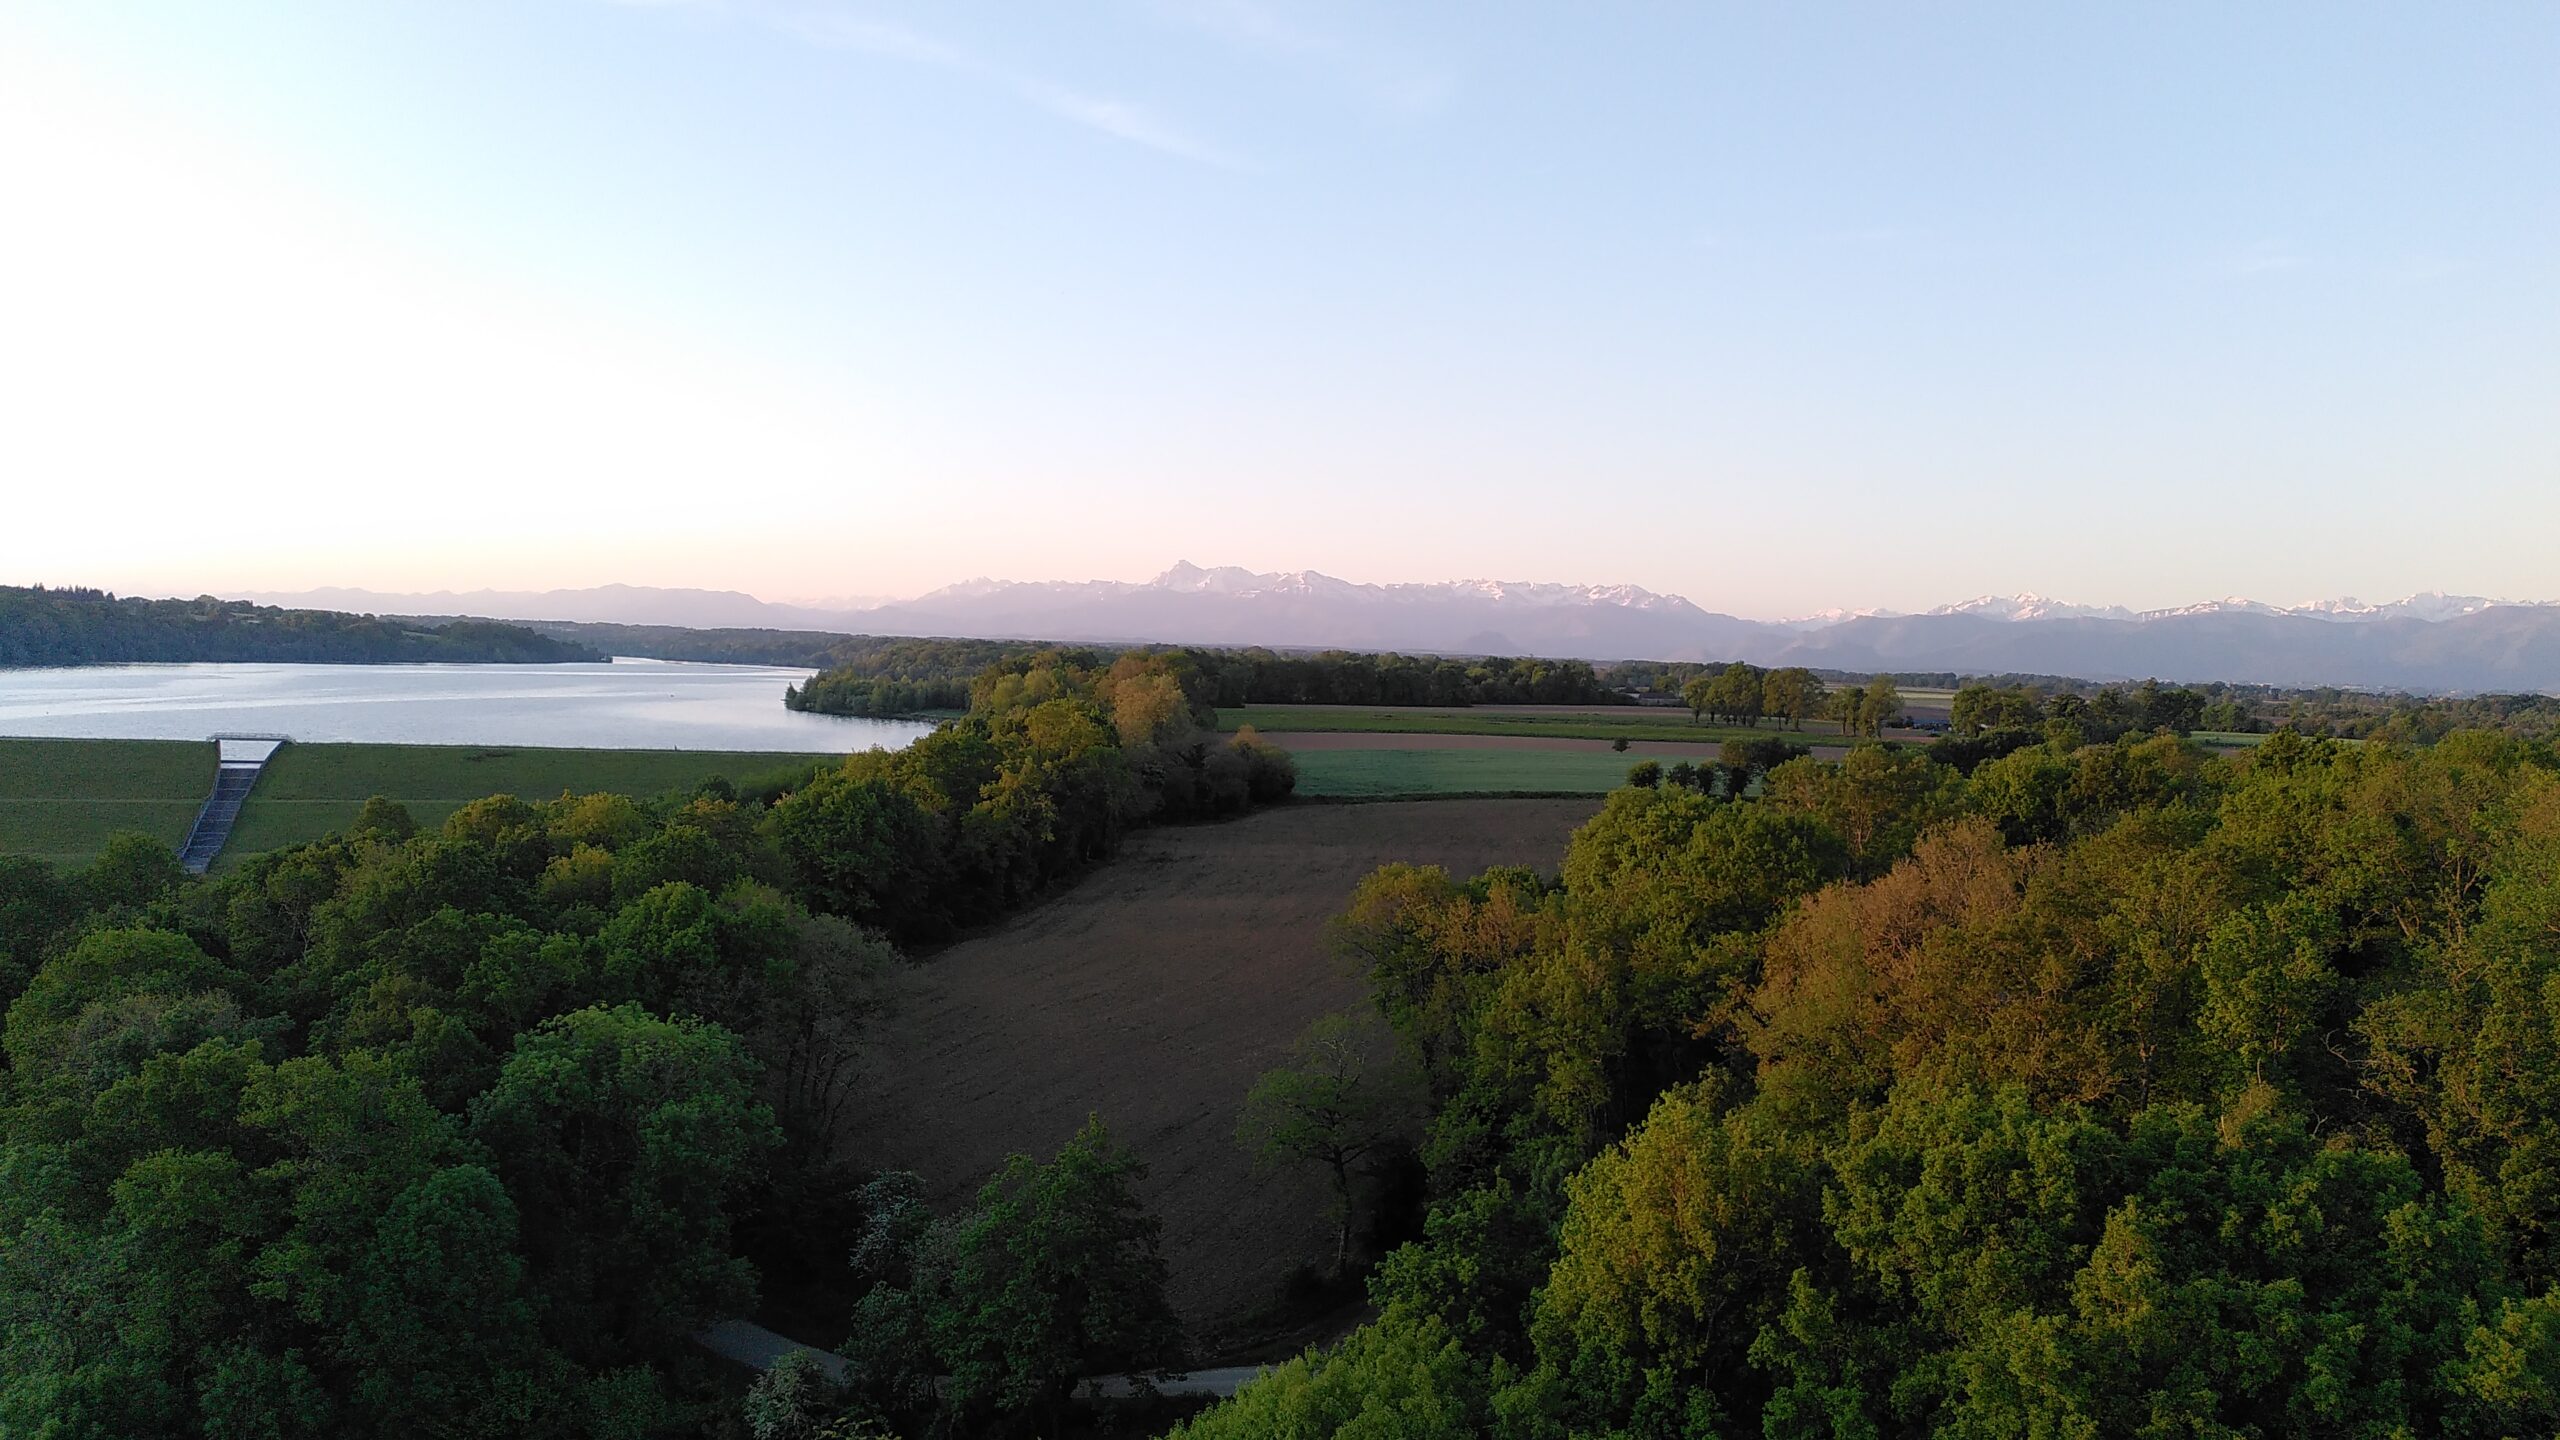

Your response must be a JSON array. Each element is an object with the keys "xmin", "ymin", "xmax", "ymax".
[
  {"xmin": 0, "ymin": 738, "xmax": 841, "ymax": 869},
  {"xmin": 1291, "ymin": 747, "xmax": 1649, "ymax": 798},
  {"xmin": 0, "ymin": 734, "xmax": 1634, "ymax": 857},
  {"xmin": 227, "ymin": 743, "xmax": 841, "ymax": 860},
  {"xmin": 1219, "ymin": 704, "xmax": 1852, "ymax": 748},
  {"xmin": 0, "ymin": 739, "xmax": 215, "ymax": 867},
  {"xmin": 2191, "ymin": 730, "xmax": 2271, "ymax": 748}
]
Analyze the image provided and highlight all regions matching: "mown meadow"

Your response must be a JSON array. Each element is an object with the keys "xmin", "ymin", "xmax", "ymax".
[
  {"xmin": 0, "ymin": 738, "xmax": 840, "ymax": 868},
  {"xmin": 1216, "ymin": 704, "xmax": 1852, "ymax": 748},
  {"xmin": 0, "ymin": 738, "xmax": 214, "ymax": 866},
  {"xmin": 1287, "ymin": 747, "xmax": 1646, "ymax": 798}
]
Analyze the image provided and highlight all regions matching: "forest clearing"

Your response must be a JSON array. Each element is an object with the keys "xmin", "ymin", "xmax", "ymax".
[{"xmin": 841, "ymin": 796, "xmax": 1603, "ymax": 1339}]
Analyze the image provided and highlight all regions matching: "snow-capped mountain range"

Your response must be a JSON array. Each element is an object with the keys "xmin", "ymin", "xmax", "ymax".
[
  {"xmin": 852, "ymin": 562, "xmax": 1759, "ymax": 662},
  {"xmin": 1806, "ymin": 592, "xmax": 2555, "ymax": 626},
  {"xmin": 237, "ymin": 567, "xmax": 2560, "ymax": 692},
  {"xmin": 922, "ymin": 561, "xmax": 1699, "ymax": 613}
]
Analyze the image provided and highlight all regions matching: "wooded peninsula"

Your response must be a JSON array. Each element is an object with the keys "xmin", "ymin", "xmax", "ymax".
[{"xmin": 0, "ymin": 586, "xmax": 598, "ymax": 667}]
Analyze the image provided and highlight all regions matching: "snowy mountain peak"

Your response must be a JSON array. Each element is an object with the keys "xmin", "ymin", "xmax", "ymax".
[
  {"xmin": 2293, "ymin": 592, "xmax": 2545, "ymax": 623},
  {"xmin": 1138, "ymin": 565, "xmax": 1689, "ymax": 611},
  {"xmin": 896, "ymin": 571, "xmax": 2556, "ymax": 646},
  {"xmin": 1436, "ymin": 579, "xmax": 1689, "ymax": 610},
  {"xmin": 1911, "ymin": 591, "xmax": 2558, "ymax": 625},
  {"xmin": 915, "ymin": 575, "xmax": 1036, "ymax": 602},
  {"xmin": 2140, "ymin": 597, "xmax": 2286, "ymax": 620},
  {"xmin": 1929, "ymin": 593, "xmax": 2139, "ymax": 623},
  {"xmin": 1152, "ymin": 561, "xmax": 1290, "ymax": 595},
  {"xmin": 1777, "ymin": 605, "xmax": 1906, "ymax": 631}
]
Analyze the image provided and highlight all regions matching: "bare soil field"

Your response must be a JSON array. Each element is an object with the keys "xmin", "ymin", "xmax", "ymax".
[{"xmin": 842, "ymin": 798, "xmax": 1603, "ymax": 1340}]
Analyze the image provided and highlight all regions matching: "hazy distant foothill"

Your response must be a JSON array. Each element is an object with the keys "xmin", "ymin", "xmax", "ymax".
[{"xmin": 243, "ymin": 562, "xmax": 2560, "ymax": 694}]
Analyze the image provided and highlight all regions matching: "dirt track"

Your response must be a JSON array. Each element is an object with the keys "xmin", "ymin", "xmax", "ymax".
[{"xmin": 843, "ymin": 798, "xmax": 1602, "ymax": 1337}]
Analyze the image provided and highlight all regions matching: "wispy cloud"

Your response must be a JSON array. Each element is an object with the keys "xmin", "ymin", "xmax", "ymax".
[
  {"xmin": 606, "ymin": 1, "xmax": 1239, "ymax": 166},
  {"xmin": 1012, "ymin": 82, "xmax": 1238, "ymax": 167},
  {"xmin": 1140, "ymin": 0, "xmax": 1456, "ymax": 116}
]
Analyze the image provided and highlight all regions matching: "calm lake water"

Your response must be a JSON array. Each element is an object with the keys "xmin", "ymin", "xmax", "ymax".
[{"xmin": 0, "ymin": 659, "xmax": 933, "ymax": 753}]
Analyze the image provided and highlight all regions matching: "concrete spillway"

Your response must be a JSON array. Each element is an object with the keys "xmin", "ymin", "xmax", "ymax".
[{"xmin": 180, "ymin": 736, "xmax": 285, "ymax": 875}]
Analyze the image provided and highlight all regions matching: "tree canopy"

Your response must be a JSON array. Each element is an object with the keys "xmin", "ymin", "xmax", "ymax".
[
  {"xmin": 0, "ymin": 654, "xmax": 1273, "ymax": 1435},
  {"xmin": 0, "ymin": 585, "xmax": 598, "ymax": 666},
  {"xmin": 1177, "ymin": 725, "xmax": 2560, "ymax": 1438}
]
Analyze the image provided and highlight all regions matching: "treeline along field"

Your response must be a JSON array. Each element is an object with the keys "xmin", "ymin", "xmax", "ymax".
[
  {"xmin": 488, "ymin": 619, "xmax": 857, "ymax": 669},
  {"xmin": 782, "ymin": 630, "xmax": 2556, "ymax": 744},
  {"xmin": 786, "ymin": 640, "xmax": 1632, "ymax": 717},
  {"xmin": 0, "ymin": 585, "xmax": 598, "ymax": 666}
]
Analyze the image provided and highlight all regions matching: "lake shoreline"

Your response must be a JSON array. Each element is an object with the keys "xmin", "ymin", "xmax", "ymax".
[{"xmin": 0, "ymin": 657, "xmax": 931, "ymax": 754}]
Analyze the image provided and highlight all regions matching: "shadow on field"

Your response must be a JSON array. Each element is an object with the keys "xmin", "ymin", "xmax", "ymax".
[{"xmin": 841, "ymin": 797, "xmax": 1602, "ymax": 1344}]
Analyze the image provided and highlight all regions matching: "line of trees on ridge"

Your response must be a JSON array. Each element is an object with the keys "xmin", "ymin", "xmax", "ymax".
[
  {"xmin": 0, "ymin": 586, "xmax": 600, "ymax": 666},
  {"xmin": 789, "ymin": 641, "xmax": 1628, "ymax": 718}
]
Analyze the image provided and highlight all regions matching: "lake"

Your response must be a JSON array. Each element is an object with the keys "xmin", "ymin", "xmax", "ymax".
[{"xmin": 0, "ymin": 659, "xmax": 934, "ymax": 753}]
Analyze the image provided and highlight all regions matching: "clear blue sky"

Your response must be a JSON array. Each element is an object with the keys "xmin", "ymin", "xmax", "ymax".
[{"xmin": 4, "ymin": 1, "xmax": 2554, "ymax": 617}]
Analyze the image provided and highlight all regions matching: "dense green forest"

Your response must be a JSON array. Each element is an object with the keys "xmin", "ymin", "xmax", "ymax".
[
  {"xmin": 0, "ymin": 587, "xmax": 599, "ymax": 666},
  {"xmin": 787, "ymin": 633, "xmax": 2560, "ymax": 742},
  {"xmin": 504, "ymin": 621, "xmax": 855, "ymax": 670},
  {"xmin": 1184, "ymin": 650, "xmax": 1620, "ymax": 707},
  {"xmin": 783, "ymin": 638, "xmax": 1059, "ymax": 717},
  {"xmin": 791, "ymin": 642, "xmax": 1625, "ymax": 718},
  {"xmin": 1939, "ymin": 678, "xmax": 2560, "ymax": 749},
  {"xmin": 1160, "ymin": 728, "xmax": 2560, "ymax": 1438},
  {"xmin": 0, "ymin": 649, "xmax": 1289, "ymax": 1437},
  {"xmin": 2256, "ymin": 688, "xmax": 2560, "ymax": 743}
]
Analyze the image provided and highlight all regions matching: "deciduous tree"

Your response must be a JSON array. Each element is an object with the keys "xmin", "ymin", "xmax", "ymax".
[
  {"xmin": 469, "ymin": 1003, "xmax": 779, "ymax": 1358},
  {"xmin": 1238, "ymin": 1012, "xmax": 1419, "ymax": 1276},
  {"xmin": 929, "ymin": 1116, "xmax": 1183, "ymax": 1428}
]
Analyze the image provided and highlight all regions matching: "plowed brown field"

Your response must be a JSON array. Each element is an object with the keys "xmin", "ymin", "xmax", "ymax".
[{"xmin": 843, "ymin": 797, "xmax": 1603, "ymax": 1338}]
